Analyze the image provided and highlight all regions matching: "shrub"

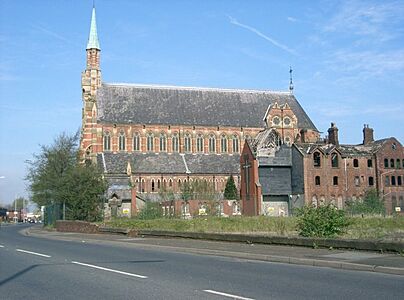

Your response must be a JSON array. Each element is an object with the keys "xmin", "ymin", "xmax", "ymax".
[
  {"xmin": 136, "ymin": 202, "xmax": 163, "ymax": 220},
  {"xmin": 345, "ymin": 189, "xmax": 385, "ymax": 215},
  {"xmin": 296, "ymin": 204, "xmax": 350, "ymax": 238}
]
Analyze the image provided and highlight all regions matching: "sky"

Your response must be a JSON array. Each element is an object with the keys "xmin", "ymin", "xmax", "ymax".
[{"xmin": 0, "ymin": 0, "xmax": 403, "ymax": 205}]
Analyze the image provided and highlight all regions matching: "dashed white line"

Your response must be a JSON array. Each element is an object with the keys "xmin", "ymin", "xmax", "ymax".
[
  {"xmin": 203, "ymin": 289, "xmax": 255, "ymax": 300},
  {"xmin": 0, "ymin": 245, "xmax": 4, "ymax": 248},
  {"xmin": 71, "ymin": 261, "xmax": 148, "ymax": 279},
  {"xmin": 16, "ymin": 249, "xmax": 51, "ymax": 258}
]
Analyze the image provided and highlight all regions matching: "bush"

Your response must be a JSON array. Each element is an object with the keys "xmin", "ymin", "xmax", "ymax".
[
  {"xmin": 296, "ymin": 204, "xmax": 350, "ymax": 238},
  {"xmin": 136, "ymin": 202, "xmax": 163, "ymax": 220},
  {"xmin": 345, "ymin": 189, "xmax": 385, "ymax": 215}
]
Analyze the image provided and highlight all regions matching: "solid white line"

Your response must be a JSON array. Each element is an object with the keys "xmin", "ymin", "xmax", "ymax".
[
  {"xmin": 203, "ymin": 289, "xmax": 255, "ymax": 300},
  {"xmin": 71, "ymin": 261, "xmax": 148, "ymax": 279},
  {"xmin": 16, "ymin": 249, "xmax": 51, "ymax": 258}
]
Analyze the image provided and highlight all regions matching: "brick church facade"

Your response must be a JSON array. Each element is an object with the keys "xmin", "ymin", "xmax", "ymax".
[{"xmin": 79, "ymin": 7, "xmax": 320, "ymax": 216}]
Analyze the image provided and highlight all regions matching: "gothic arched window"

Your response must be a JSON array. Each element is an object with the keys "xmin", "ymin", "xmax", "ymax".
[
  {"xmin": 133, "ymin": 133, "xmax": 140, "ymax": 151},
  {"xmin": 197, "ymin": 134, "xmax": 204, "ymax": 153},
  {"xmin": 172, "ymin": 133, "xmax": 179, "ymax": 152},
  {"xmin": 103, "ymin": 131, "xmax": 111, "ymax": 151},
  {"xmin": 331, "ymin": 153, "xmax": 339, "ymax": 168},
  {"xmin": 232, "ymin": 134, "xmax": 239, "ymax": 153},
  {"xmin": 160, "ymin": 133, "xmax": 167, "ymax": 152},
  {"xmin": 184, "ymin": 133, "xmax": 191, "ymax": 152},
  {"xmin": 209, "ymin": 134, "xmax": 216, "ymax": 153},
  {"xmin": 220, "ymin": 135, "xmax": 227, "ymax": 153},
  {"xmin": 313, "ymin": 152, "xmax": 321, "ymax": 167},
  {"xmin": 147, "ymin": 133, "xmax": 154, "ymax": 152},
  {"xmin": 119, "ymin": 131, "xmax": 126, "ymax": 151}
]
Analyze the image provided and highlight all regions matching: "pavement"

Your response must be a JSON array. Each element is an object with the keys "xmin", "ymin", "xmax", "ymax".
[{"xmin": 26, "ymin": 225, "xmax": 404, "ymax": 276}]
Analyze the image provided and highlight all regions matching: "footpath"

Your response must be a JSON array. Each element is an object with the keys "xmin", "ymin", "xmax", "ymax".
[{"xmin": 26, "ymin": 225, "xmax": 404, "ymax": 276}]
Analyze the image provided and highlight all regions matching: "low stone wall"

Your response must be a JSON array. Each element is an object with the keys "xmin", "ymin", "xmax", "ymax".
[
  {"xmin": 137, "ymin": 230, "xmax": 404, "ymax": 253},
  {"xmin": 56, "ymin": 220, "xmax": 99, "ymax": 234},
  {"xmin": 55, "ymin": 221, "xmax": 404, "ymax": 253}
]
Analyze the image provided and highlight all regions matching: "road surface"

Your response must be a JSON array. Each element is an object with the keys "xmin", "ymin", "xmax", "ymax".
[{"xmin": 0, "ymin": 224, "xmax": 403, "ymax": 299}]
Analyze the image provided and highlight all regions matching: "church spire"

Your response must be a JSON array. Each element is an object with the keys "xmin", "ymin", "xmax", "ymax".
[{"xmin": 86, "ymin": 6, "xmax": 100, "ymax": 50}]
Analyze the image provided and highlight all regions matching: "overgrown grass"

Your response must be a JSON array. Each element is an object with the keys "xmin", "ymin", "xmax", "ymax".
[
  {"xmin": 104, "ymin": 216, "xmax": 298, "ymax": 236},
  {"xmin": 103, "ymin": 215, "xmax": 404, "ymax": 240},
  {"xmin": 343, "ymin": 216, "xmax": 404, "ymax": 240}
]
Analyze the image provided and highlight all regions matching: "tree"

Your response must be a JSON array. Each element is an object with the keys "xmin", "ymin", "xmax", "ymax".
[
  {"xmin": 58, "ymin": 164, "xmax": 107, "ymax": 222},
  {"xmin": 25, "ymin": 132, "xmax": 108, "ymax": 221},
  {"xmin": 224, "ymin": 175, "xmax": 238, "ymax": 200},
  {"xmin": 26, "ymin": 132, "xmax": 78, "ymax": 207}
]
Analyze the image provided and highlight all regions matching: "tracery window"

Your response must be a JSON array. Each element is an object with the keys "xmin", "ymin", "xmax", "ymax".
[
  {"xmin": 232, "ymin": 135, "xmax": 239, "ymax": 153},
  {"xmin": 160, "ymin": 133, "xmax": 167, "ymax": 152},
  {"xmin": 283, "ymin": 117, "xmax": 291, "ymax": 127},
  {"xmin": 172, "ymin": 133, "xmax": 179, "ymax": 152},
  {"xmin": 209, "ymin": 134, "xmax": 216, "ymax": 153},
  {"xmin": 196, "ymin": 134, "xmax": 204, "ymax": 153},
  {"xmin": 133, "ymin": 133, "xmax": 140, "ymax": 151},
  {"xmin": 119, "ymin": 131, "xmax": 126, "ymax": 151},
  {"xmin": 184, "ymin": 133, "xmax": 191, "ymax": 153},
  {"xmin": 103, "ymin": 131, "xmax": 111, "ymax": 151},
  {"xmin": 220, "ymin": 135, "xmax": 228, "ymax": 153},
  {"xmin": 272, "ymin": 116, "xmax": 281, "ymax": 127},
  {"xmin": 147, "ymin": 133, "xmax": 154, "ymax": 152}
]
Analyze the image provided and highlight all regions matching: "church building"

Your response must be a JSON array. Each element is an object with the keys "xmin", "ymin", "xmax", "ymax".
[{"xmin": 80, "ymin": 7, "xmax": 320, "ymax": 216}]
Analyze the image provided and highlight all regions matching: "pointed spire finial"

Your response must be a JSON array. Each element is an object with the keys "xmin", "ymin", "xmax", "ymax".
[
  {"xmin": 289, "ymin": 66, "xmax": 294, "ymax": 93},
  {"xmin": 87, "ymin": 5, "xmax": 100, "ymax": 50}
]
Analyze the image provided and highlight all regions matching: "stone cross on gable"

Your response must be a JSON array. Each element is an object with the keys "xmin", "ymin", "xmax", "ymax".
[
  {"xmin": 108, "ymin": 195, "xmax": 122, "ymax": 218},
  {"xmin": 242, "ymin": 155, "xmax": 251, "ymax": 199}
]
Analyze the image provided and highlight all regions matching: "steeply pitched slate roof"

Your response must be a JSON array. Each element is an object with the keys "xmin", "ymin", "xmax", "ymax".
[
  {"xmin": 98, "ymin": 152, "xmax": 240, "ymax": 175},
  {"xmin": 97, "ymin": 83, "xmax": 318, "ymax": 130}
]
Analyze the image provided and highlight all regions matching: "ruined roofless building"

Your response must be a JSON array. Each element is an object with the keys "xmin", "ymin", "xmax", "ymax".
[
  {"xmin": 241, "ymin": 123, "xmax": 404, "ymax": 216},
  {"xmin": 79, "ymin": 6, "xmax": 320, "ymax": 216}
]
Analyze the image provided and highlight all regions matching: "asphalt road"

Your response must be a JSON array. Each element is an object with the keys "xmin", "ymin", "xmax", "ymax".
[{"xmin": 1, "ymin": 224, "xmax": 403, "ymax": 300}]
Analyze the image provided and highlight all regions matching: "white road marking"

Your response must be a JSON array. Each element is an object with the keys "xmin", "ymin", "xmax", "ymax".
[
  {"xmin": 71, "ymin": 261, "xmax": 148, "ymax": 279},
  {"xmin": 0, "ymin": 245, "xmax": 4, "ymax": 248},
  {"xmin": 16, "ymin": 249, "xmax": 51, "ymax": 258},
  {"xmin": 203, "ymin": 289, "xmax": 255, "ymax": 300}
]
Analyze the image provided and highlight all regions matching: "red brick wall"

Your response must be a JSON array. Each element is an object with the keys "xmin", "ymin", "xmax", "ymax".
[
  {"xmin": 240, "ymin": 143, "xmax": 261, "ymax": 216},
  {"xmin": 375, "ymin": 138, "xmax": 404, "ymax": 214}
]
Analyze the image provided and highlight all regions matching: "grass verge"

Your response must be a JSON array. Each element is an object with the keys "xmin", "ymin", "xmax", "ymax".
[{"xmin": 103, "ymin": 215, "xmax": 404, "ymax": 241}]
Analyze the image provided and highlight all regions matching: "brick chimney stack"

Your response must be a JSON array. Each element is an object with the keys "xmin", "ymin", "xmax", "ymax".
[
  {"xmin": 328, "ymin": 122, "xmax": 339, "ymax": 146},
  {"xmin": 363, "ymin": 124, "xmax": 374, "ymax": 145}
]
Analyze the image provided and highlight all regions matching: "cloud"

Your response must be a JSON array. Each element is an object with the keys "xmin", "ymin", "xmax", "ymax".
[
  {"xmin": 327, "ymin": 49, "xmax": 404, "ymax": 78},
  {"xmin": 312, "ymin": 103, "xmax": 404, "ymax": 118},
  {"xmin": 324, "ymin": 0, "xmax": 404, "ymax": 42},
  {"xmin": 227, "ymin": 15, "xmax": 297, "ymax": 56},
  {"xmin": 30, "ymin": 23, "xmax": 80, "ymax": 47},
  {"xmin": 287, "ymin": 17, "xmax": 298, "ymax": 22}
]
